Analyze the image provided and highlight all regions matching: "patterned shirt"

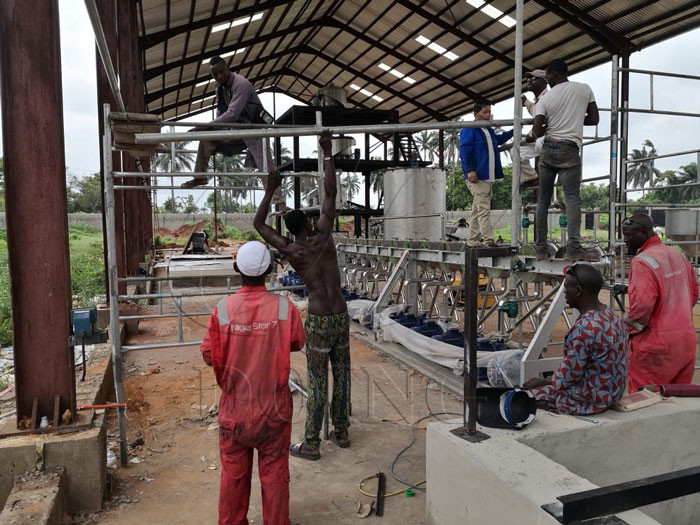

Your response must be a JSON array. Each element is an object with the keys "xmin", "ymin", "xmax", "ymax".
[{"xmin": 541, "ymin": 308, "xmax": 628, "ymax": 415}]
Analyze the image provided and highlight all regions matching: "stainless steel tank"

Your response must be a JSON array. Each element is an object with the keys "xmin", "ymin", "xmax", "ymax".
[
  {"xmin": 665, "ymin": 209, "xmax": 700, "ymax": 256},
  {"xmin": 383, "ymin": 167, "xmax": 446, "ymax": 240}
]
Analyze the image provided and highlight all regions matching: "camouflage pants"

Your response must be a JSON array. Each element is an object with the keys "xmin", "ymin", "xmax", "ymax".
[{"xmin": 304, "ymin": 312, "xmax": 350, "ymax": 447}]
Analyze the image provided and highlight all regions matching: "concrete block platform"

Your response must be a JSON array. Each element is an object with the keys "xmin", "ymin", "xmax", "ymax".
[
  {"xmin": 427, "ymin": 398, "xmax": 700, "ymax": 525},
  {"xmin": 0, "ymin": 343, "xmax": 113, "ymax": 516},
  {"xmin": 0, "ymin": 469, "xmax": 66, "ymax": 525},
  {"xmin": 154, "ymin": 254, "xmax": 241, "ymax": 288}
]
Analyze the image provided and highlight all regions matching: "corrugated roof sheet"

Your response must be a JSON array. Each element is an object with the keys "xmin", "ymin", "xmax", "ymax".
[{"xmin": 138, "ymin": 0, "xmax": 700, "ymax": 122}]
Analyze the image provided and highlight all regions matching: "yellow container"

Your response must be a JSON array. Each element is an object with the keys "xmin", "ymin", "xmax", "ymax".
[{"xmin": 452, "ymin": 273, "xmax": 495, "ymax": 308}]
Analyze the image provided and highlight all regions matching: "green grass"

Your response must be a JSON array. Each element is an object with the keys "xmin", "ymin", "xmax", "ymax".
[
  {"xmin": 0, "ymin": 225, "xmax": 105, "ymax": 346},
  {"xmin": 154, "ymin": 234, "xmax": 187, "ymax": 246}
]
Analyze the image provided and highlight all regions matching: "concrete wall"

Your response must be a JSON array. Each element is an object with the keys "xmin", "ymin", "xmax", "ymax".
[
  {"xmin": 153, "ymin": 212, "xmax": 256, "ymax": 231},
  {"xmin": 426, "ymin": 419, "xmax": 659, "ymax": 525},
  {"xmin": 0, "ymin": 213, "xmax": 259, "ymax": 232},
  {"xmin": 426, "ymin": 400, "xmax": 700, "ymax": 525},
  {"xmin": 520, "ymin": 398, "xmax": 700, "ymax": 525}
]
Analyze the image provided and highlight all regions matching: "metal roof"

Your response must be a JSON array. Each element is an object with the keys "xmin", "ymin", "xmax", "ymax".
[{"xmin": 139, "ymin": 0, "xmax": 700, "ymax": 122}]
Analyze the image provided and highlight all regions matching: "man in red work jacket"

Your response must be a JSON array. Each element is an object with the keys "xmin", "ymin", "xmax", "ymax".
[
  {"xmin": 201, "ymin": 240, "xmax": 306, "ymax": 525},
  {"xmin": 622, "ymin": 213, "xmax": 699, "ymax": 392}
]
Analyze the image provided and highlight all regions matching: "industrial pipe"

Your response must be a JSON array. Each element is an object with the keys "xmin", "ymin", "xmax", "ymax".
[{"xmin": 660, "ymin": 384, "xmax": 700, "ymax": 397}]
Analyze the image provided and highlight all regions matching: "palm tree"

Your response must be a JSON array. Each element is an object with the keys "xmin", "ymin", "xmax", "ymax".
[
  {"xmin": 370, "ymin": 170, "xmax": 384, "ymax": 208},
  {"xmin": 443, "ymin": 124, "xmax": 461, "ymax": 166},
  {"xmin": 627, "ymin": 139, "xmax": 660, "ymax": 189},
  {"xmin": 281, "ymin": 174, "xmax": 319, "ymax": 204},
  {"xmin": 414, "ymin": 130, "xmax": 438, "ymax": 163},
  {"xmin": 151, "ymin": 142, "xmax": 194, "ymax": 172},
  {"xmin": 677, "ymin": 162, "xmax": 700, "ymax": 201},
  {"xmin": 343, "ymin": 173, "xmax": 361, "ymax": 202}
]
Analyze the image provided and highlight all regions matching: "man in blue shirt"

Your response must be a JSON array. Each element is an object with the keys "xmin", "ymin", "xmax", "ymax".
[{"xmin": 459, "ymin": 101, "xmax": 513, "ymax": 247}]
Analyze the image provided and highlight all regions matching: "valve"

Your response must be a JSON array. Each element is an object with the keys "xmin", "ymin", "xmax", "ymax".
[
  {"xmin": 511, "ymin": 259, "xmax": 528, "ymax": 273},
  {"xmin": 497, "ymin": 299, "xmax": 518, "ymax": 319},
  {"xmin": 558, "ymin": 215, "xmax": 567, "ymax": 228},
  {"xmin": 612, "ymin": 284, "xmax": 628, "ymax": 296}
]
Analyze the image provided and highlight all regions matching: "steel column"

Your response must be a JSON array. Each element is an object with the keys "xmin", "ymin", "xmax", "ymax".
[
  {"xmin": 464, "ymin": 247, "xmax": 479, "ymax": 433},
  {"xmin": 510, "ymin": 0, "xmax": 524, "ymax": 249},
  {"xmin": 619, "ymin": 54, "xmax": 630, "ymax": 287},
  {"xmin": 609, "ymin": 55, "xmax": 619, "ymax": 253},
  {"xmin": 102, "ymin": 104, "xmax": 129, "ymax": 467},
  {"xmin": 0, "ymin": 0, "xmax": 76, "ymax": 426},
  {"xmin": 94, "ymin": 0, "xmax": 126, "ymax": 295},
  {"xmin": 117, "ymin": 0, "xmax": 150, "ymax": 274}
]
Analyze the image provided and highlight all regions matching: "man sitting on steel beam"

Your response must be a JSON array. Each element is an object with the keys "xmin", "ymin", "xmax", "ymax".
[
  {"xmin": 523, "ymin": 264, "xmax": 628, "ymax": 415},
  {"xmin": 254, "ymin": 130, "xmax": 351, "ymax": 461},
  {"xmin": 182, "ymin": 56, "xmax": 285, "ymax": 207}
]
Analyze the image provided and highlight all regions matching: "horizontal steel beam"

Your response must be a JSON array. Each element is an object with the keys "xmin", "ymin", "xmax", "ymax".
[
  {"xmin": 622, "ymin": 107, "xmax": 700, "ymax": 119},
  {"xmin": 543, "ymin": 465, "xmax": 700, "ymax": 523},
  {"xmin": 623, "ymin": 147, "xmax": 700, "ymax": 165},
  {"xmin": 122, "ymin": 341, "xmax": 201, "ymax": 352},
  {"xmin": 114, "ymin": 171, "xmax": 319, "ymax": 178},
  {"xmin": 117, "ymin": 284, "xmax": 305, "ymax": 301},
  {"xmin": 115, "ymin": 185, "xmax": 264, "ymax": 191},
  {"xmin": 337, "ymin": 242, "xmax": 598, "ymax": 277},
  {"xmin": 620, "ymin": 67, "xmax": 700, "ymax": 82},
  {"xmin": 134, "ymin": 119, "xmax": 533, "ymax": 144}
]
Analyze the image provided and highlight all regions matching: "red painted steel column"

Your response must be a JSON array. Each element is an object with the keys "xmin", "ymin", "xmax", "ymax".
[
  {"xmin": 0, "ymin": 0, "xmax": 76, "ymax": 425},
  {"xmin": 95, "ymin": 0, "xmax": 127, "ymax": 295}
]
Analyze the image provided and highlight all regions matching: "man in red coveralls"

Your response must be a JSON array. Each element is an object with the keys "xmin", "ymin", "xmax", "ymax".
[
  {"xmin": 622, "ymin": 213, "xmax": 699, "ymax": 392},
  {"xmin": 201, "ymin": 240, "xmax": 306, "ymax": 525}
]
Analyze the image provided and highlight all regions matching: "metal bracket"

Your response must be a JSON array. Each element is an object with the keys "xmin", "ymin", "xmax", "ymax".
[
  {"xmin": 372, "ymin": 249, "xmax": 410, "ymax": 315},
  {"xmin": 520, "ymin": 283, "xmax": 566, "ymax": 383},
  {"xmin": 450, "ymin": 426, "xmax": 490, "ymax": 443}
]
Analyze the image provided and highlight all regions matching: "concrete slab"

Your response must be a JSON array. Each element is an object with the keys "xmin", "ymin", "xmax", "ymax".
[
  {"xmin": 0, "ymin": 468, "xmax": 65, "ymax": 525},
  {"xmin": 426, "ymin": 399, "xmax": 700, "ymax": 525}
]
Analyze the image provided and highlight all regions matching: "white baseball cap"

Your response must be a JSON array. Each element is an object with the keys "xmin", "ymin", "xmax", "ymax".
[
  {"xmin": 526, "ymin": 69, "xmax": 546, "ymax": 79},
  {"xmin": 235, "ymin": 241, "xmax": 271, "ymax": 276}
]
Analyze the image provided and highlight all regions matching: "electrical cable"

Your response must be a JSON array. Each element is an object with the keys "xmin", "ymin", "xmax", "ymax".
[
  {"xmin": 357, "ymin": 378, "xmax": 463, "ymax": 497},
  {"xmin": 388, "ymin": 411, "xmax": 463, "ymax": 491}
]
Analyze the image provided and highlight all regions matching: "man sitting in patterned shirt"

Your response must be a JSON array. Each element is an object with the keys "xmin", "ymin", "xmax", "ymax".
[{"xmin": 523, "ymin": 264, "xmax": 629, "ymax": 415}]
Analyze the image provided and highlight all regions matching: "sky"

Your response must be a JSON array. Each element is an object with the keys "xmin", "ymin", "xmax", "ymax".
[{"xmin": 1, "ymin": 1, "xmax": 699, "ymax": 209}]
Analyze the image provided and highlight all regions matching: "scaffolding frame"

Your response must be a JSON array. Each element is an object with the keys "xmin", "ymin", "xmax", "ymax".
[{"xmin": 98, "ymin": 0, "xmax": 700, "ymax": 463}]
